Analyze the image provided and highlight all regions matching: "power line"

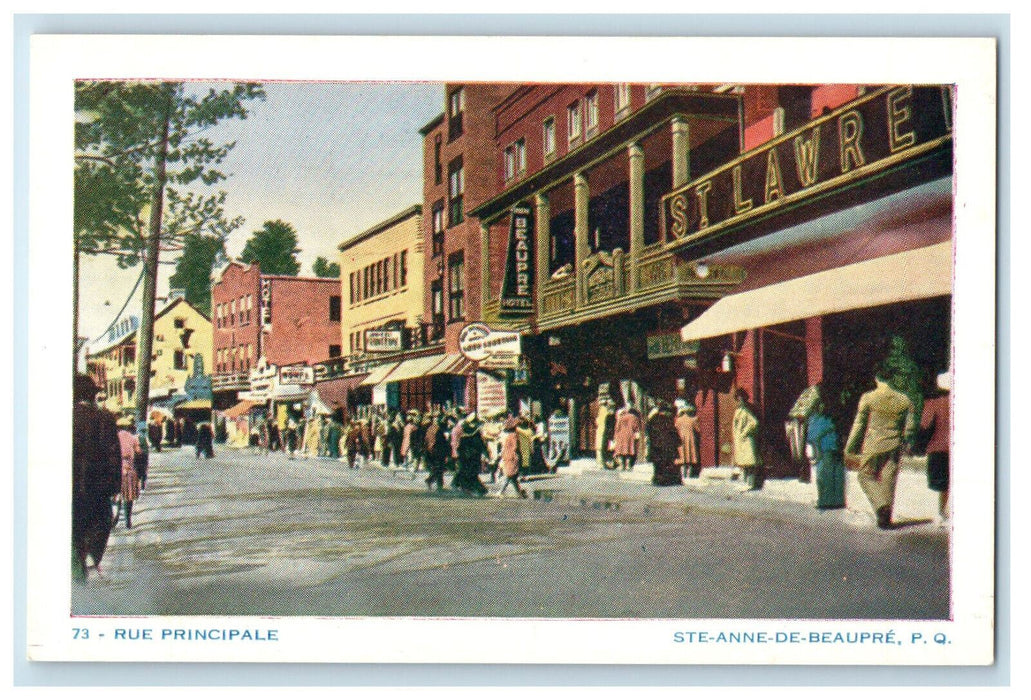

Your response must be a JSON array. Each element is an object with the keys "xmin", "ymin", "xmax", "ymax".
[{"xmin": 87, "ymin": 264, "xmax": 147, "ymax": 347}]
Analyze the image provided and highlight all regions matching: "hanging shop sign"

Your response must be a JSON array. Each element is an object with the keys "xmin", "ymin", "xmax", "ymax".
[
  {"xmin": 499, "ymin": 205, "xmax": 535, "ymax": 315},
  {"xmin": 476, "ymin": 370, "xmax": 508, "ymax": 419},
  {"xmin": 364, "ymin": 329, "xmax": 404, "ymax": 353},
  {"xmin": 459, "ymin": 323, "xmax": 522, "ymax": 362},
  {"xmin": 661, "ymin": 85, "xmax": 953, "ymax": 249},
  {"xmin": 646, "ymin": 332, "xmax": 701, "ymax": 360},
  {"xmin": 260, "ymin": 278, "xmax": 272, "ymax": 329}
]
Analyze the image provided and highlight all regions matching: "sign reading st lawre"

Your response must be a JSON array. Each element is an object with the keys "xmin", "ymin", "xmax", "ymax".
[
  {"xmin": 500, "ymin": 205, "xmax": 534, "ymax": 315},
  {"xmin": 661, "ymin": 85, "xmax": 953, "ymax": 248}
]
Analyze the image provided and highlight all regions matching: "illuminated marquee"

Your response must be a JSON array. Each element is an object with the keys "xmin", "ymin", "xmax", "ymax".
[{"xmin": 661, "ymin": 85, "xmax": 953, "ymax": 248}]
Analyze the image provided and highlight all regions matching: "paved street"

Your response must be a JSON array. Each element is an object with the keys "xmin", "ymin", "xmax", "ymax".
[{"xmin": 72, "ymin": 446, "xmax": 950, "ymax": 619}]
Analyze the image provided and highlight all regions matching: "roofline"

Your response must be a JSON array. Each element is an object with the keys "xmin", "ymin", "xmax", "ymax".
[
  {"xmin": 263, "ymin": 274, "xmax": 341, "ymax": 282},
  {"xmin": 418, "ymin": 111, "xmax": 445, "ymax": 136},
  {"xmin": 338, "ymin": 204, "xmax": 423, "ymax": 252},
  {"xmin": 87, "ymin": 297, "xmax": 211, "ymax": 357}
]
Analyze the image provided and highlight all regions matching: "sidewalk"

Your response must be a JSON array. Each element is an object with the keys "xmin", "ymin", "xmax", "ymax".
[
  {"xmin": 367, "ymin": 450, "xmax": 940, "ymax": 529},
  {"xmin": 550, "ymin": 455, "xmax": 939, "ymax": 524}
]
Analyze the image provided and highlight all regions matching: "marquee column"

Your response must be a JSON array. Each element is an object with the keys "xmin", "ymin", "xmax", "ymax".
[
  {"xmin": 534, "ymin": 192, "xmax": 551, "ymax": 313},
  {"xmin": 574, "ymin": 171, "xmax": 590, "ymax": 308},
  {"xmin": 672, "ymin": 116, "xmax": 691, "ymax": 188},
  {"xmin": 628, "ymin": 141, "xmax": 645, "ymax": 292}
]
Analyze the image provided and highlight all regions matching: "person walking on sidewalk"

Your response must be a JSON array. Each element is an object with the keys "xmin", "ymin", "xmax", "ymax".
[
  {"xmin": 920, "ymin": 371, "xmax": 951, "ymax": 528},
  {"xmin": 647, "ymin": 399, "xmax": 683, "ymax": 486},
  {"xmin": 496, "ymin": 418, "xmax": 529, "ymax": 498},
  {"xmin": 594, "ymin": 397, "xmax": 616, "ymax": 470},
  {"xmin": 424, "ymin": 414, "xmax": 450, "ymax": 491},
  {"xmin": 675, "ymin": 403, "xmax": 702, "ymax": 479},
  {"xmin": 732, "ymin": 388, "xmax": 764, "ymax": 491},
  {"xmin": 115, "ymin": 417, "xmax": 143, "ymax": 529},
  {"xmin": 453, "ymin": 413, "xmax": 489, "ymax": 496},
  {"xmin": 612, "ymin": 403, "xmax": 642, "ymax": 472},
  {"xmin": 72, "ymin": 374, "xmax": 122, "ymax": 580},
  {"xmin": 845, "ymin": 365, "xmax": 917, "ymax": 529},
  {"xmin": 805, "ymin": 392, "xmax": 846, "ymax": 510}
]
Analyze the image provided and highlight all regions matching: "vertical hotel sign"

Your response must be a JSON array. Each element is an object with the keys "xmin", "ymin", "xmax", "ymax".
[
  {"xmin": 260, "ymin": 278, "xmax": 272, "ymax": 329},
  {"xmin": 661, "ymin": 85, "xmax": 953, "ymax": 249},
  {"xmin": 500, "ymin": 205, "xmax": 534, "ymax": 315}
]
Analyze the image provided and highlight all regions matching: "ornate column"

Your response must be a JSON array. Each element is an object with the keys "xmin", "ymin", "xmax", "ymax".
[
  {"xmin": 574, "ymin": 171, "xmax": 590, "ymax": 308},
  {"xmin": 534, "ymin": 192, "xmax": 551, "ymax": 314},
  {"xmin": 628, "ymin": 141, "xmax": 645, "ymax": 292},
  {"xmin": 672, "ymin": 116, "xmax": 690, "ymax": 188},
  {"xmin": 480, "ymin": 221, "xmax": 490, "ymax": 313}
]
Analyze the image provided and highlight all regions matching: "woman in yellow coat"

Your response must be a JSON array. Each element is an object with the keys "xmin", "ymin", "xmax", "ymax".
[{"xmin": 732, "ymin": 388, "xmax": 764, "ymax": 491}]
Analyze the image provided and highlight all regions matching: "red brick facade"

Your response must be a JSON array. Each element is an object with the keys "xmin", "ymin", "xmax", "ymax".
[{"xmin": 212, "ymin": 262, "xmax": 342, "ymax": 378}]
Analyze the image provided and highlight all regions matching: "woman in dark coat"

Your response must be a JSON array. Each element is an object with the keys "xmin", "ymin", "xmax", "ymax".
[
  {"xmin": 423, "ymin": 415, "xmax": 451, "ymax": 491},
  {"xmin": 195, "ymin": 422, "xmax": 215, "ymax": 459},
  {"xmin": 453, "ymin": 415, "xmax": 489, "ymax": 496},
  {"xmin": 72, "ymin": 374, "xmax": 123, "ymax": 580},
  {"xmin": 646, "ymin": 400, "xmax": 683, "ymax": 486}
]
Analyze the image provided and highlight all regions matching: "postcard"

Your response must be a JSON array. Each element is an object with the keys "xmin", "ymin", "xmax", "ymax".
[{"xmin": 25, "ymin": 34, "xmax": 996, "ymax": 665}]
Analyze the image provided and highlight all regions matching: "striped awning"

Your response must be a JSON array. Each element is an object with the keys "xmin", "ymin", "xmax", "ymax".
[{"xmin": 360, "ymin": 362, "xmax": 400, "ymax": 386}]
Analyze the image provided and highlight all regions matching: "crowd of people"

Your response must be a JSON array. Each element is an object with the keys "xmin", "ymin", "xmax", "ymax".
[
  {"xmin": 72, "ymin": 358, "xmax": 952, "ymax": 580},
  {"xmin": 242, "ymin": 405, "xmax": 555, "ymax": 498}
]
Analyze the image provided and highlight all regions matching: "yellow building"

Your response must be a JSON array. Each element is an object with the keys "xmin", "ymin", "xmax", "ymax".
[
  {"xmin": 338, "ymin": 205, "xmax": 424, "ymax": 357},
  {"xmin": 87, "ymin": 296, "xmax": 213, "ymax": 415}
]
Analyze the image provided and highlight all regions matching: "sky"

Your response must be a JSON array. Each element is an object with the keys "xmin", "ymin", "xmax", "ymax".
[{"xmin": 79, "ymin": 81, "xmax": 444, "ymax": 350}]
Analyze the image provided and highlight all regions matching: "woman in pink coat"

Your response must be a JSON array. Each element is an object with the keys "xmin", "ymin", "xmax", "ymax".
[
  {"xmin": 116, "ymin": 418, "xmax": 143, "ymax": 529},
  {"xmin": 612, "ymin": 405, "xmax": 643, "ymax": 471},
  {"xmin": 496, "ymin": 419, "xmax": 528, "ymax": 498},
  {"xmin": 675, "ymin": 404, "xmax": 702, "ymax": 478}
]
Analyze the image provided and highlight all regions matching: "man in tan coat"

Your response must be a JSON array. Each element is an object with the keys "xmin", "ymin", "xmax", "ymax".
[{"xmin": 845, "ymin": 367, "xmax": 917, "ymax": 529}]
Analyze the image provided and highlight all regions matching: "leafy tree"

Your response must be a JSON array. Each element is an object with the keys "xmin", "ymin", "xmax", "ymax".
[
  {"xmin": 169, "ymin": 233, "xmax": 226, "ymax": 317},
  {"xmin": 74, "ymin": 81, "xmax": 264, "ymax": 421},
  {"xmin": 239, "ymin": 220, "xmax": 302, "ymax": 276},
  {"xmin": 312, "ymin": 256, "xmax": 341, "ymax": 278},
  {"xmin": 882, "ymin": 335, "xmax": 926, "ymax": 419}
]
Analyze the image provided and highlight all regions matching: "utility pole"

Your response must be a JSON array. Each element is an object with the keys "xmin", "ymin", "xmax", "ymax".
[{"xmin": 133, "ymin": 96, "xmax": 171, "ymax": 426}]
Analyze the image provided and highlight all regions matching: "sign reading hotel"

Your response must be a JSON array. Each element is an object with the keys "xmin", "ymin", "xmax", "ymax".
[
  {"xmin": 499, "ymin": 205, "xmax": 534, "ymax": 315},
  {"xmin": 260, "ymin": 278, "xmax": 272, "ymax": 328},
  {"xmin": 661, "ymin": 85, "xmax": 953, "ymax": 248},
  {"xmin": 364, "ymin": 329, "xmax": 403, "ymax": 353},
  {"xmin": 459, "ymin": 323, "xmax": 522, "ymax": 362}
]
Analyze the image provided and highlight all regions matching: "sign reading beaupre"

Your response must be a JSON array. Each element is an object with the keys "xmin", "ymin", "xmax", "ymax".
[
  {"xmin": 661, "ymin": 85, "xmax": 953, "ymax": 248},
  {"xmin": 499, "ymin": 205, "xmax": 534, "ymax": 315}
]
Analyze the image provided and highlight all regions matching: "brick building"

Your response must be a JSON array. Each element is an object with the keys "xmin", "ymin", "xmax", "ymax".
[
  {"xmin": 469, "ymin": 83, "xmax": 953, "ymax": 475},
  {"xmin": 419, "ymin": 84, "xmax": 512, "ymax": 408},
  {"xmin": 211, "ymin": 261, "xmax": 342, "ymax": 413}
]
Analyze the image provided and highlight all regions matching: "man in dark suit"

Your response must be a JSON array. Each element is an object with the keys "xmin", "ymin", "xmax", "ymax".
[{"xmin": 72, "ymin": 374, "xmax": 123, "ymax": 580}]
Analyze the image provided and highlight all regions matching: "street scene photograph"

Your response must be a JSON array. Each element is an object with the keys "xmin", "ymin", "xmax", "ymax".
[{"xmin": 69, "ymin": 76, "xmax": 957, "ymax": 624}]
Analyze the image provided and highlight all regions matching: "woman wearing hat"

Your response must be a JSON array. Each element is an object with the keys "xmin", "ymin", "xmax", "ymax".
[
  {"xmin": 675, "ymin": 403, "xmax": 702, "ymax": 479},
  {"xmin": 115, "ymin": 417, "xmax": 143, "ymax": 529}
]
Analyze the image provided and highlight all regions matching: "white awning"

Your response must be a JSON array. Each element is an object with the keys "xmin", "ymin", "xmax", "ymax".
[
  {"xmin": 381, "ymin": 354, "xmax": 447, "ymax": 384},
  {"xmin": 360, "ymin": 361, "xmax": 400, "ymax": 386},
  {"xmin": 681, "ymin": 242, "xmax": 953, "ymax": 342}
]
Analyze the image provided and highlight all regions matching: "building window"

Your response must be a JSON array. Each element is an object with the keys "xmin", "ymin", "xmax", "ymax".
[
  {"xmin": 543, "ymin": 117, "xmax": 556, "ymax": 158},
  {"xmin": 646, "ymin": 84, "xmax": 662, "ymax": 102},
  {"xmin": 431, "ymin": 200, "xmax": 445, "ymax": 256},
  {"xmin": 448, "ymin": 157, "xmax": 464, "ymax": 226},
  {"xmin": 448, "ymin": 87, "xmax": 465, "ymax": 141},
  {"xmin": 434, "ymin": 134, "xmax": 443, "ymax": 184},
  {"xmin": 124, "ymin": 346, "xmax": 135, "ymax": 365},
  {"xmin": 585, "ymin": 90, "xmax": 599, "ymax": 136},
  {"xmin": 567, "ymin": 100, "xmax": 582, "ymax": 145},
  {"xmin": 400, "ymin": 250, "xmax": 408, "ymax": 287},
  {"xmin": 174, "ymin": 350, "xmax": 187, "ymax": 371},
  {"xmin": 448, "ymin": 252, "xmax": 465, "ymax": 321},
  {"xmin": 431, "ymin": 279, "xmax": 445, "ymax": 340},
  {"xmin": 615, "ymin": 83, "xmax": 631, "ymax": 118},
  {"xmin": 505, "ymin": 138, "xmax": 527, "ymax": 181},
  {"xmin": 174, "ymin": 317, "xmax": 185, "ymax": 329},
  {"xmin": 329, "ymin": 344, "xmax": 341, "ymax": 358},
  {"xmin": 246, "ymin": 295, "xmax": 252, "ymax": 322},
  {"xmin": 330, "ymin": 295, "xmax": 341, "ymax": 322}
]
